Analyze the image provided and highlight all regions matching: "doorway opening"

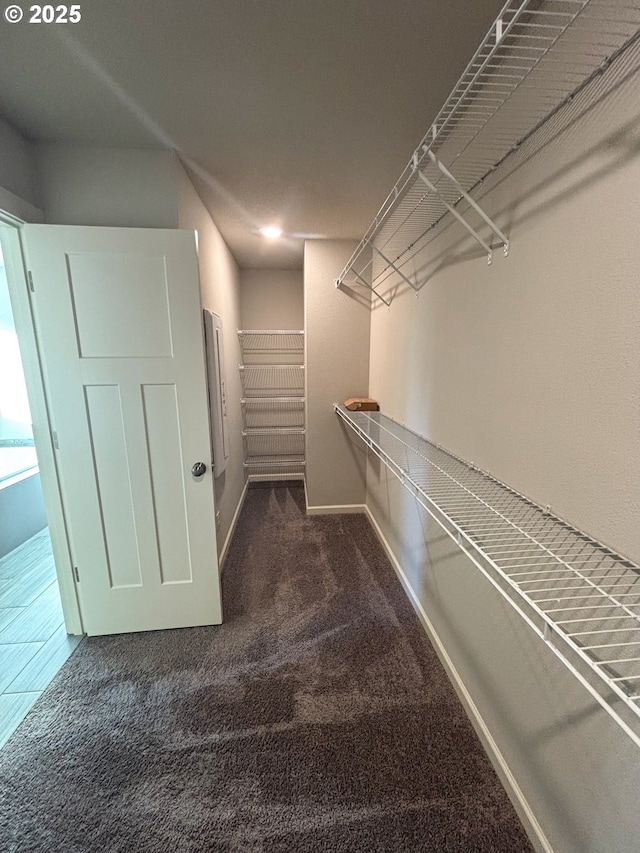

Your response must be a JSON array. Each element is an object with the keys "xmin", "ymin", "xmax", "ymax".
[{"xmin": 0, "ymin": 235, "xmax": 81, "ymax": 749}]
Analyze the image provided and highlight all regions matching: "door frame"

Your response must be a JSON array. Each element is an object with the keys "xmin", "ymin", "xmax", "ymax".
[{"xmin": 0, "ymin": 206, "xmax": 83, "ymax": 634}]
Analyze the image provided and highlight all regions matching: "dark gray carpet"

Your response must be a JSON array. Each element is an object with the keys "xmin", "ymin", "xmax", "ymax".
[{"xmin": 0, "ymin": 482, "xmax": 534, "ymax": 852}]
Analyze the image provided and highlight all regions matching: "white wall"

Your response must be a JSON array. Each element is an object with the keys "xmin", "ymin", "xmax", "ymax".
[
  {"xmin": 365, "ymin": 41, "xmax": 640, "ymax": 853},
  {"xmin": 240, "ymin": 269, "xmax": 303, "ymax": 330},
  {"xmin": 35, "ymin": 145, "xmax": 177, "ymax": 228},
  {"xmin": 175, "ymin": 158, "xmax": 245, "ymax": 562},
  {"xmin": 304, "ymin": 240, "xmax": 370, "ymax": 511}
]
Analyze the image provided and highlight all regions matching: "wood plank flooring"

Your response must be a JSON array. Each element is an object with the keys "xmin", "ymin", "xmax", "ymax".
[{"xmin": 0, "ymin": 529, "xmax": 81, "ymax": 748}]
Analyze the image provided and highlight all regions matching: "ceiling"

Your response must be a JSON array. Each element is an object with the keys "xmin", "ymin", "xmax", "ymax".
[{"xmin": 0, "ymin": 0, "xmax": 504, "ymax": 268}]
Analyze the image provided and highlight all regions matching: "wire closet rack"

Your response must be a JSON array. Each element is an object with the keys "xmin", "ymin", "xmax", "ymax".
[
  {"xmin": 335, "ymin": 405, "xmax": 640, "ymax": 746},
  {"xmin": 335, "ymin": 0, "xmax": 640, "ymax": 305},
  {"xmin": 239, "ymin": 331, "xmax": 306, "ymax": 477},
  {"xmin": 237, "ymin": 330, "xmax": 304, "ymax": 355},
  {"xmin": 239, "ymin": 365, "xmax": 305, "ymax": 398}
]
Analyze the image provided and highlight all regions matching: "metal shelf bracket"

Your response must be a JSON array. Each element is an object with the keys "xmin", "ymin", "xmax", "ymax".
[
  {"xmin": 415, "ymin": 164, "xmax": 494, "ymax": 264},
  {"xmin": 423, "ymin": 150, "xmax": 510, "ymax": 258},
  {"xmin": 366, "ymin": 240, "xmax": 418, "ymax": 292},
  {"xmin": 335, "ymin": 269, "xmax": 392, "ymax": 308}
]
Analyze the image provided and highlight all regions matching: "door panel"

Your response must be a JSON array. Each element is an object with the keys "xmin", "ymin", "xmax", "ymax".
[
  {"xmin": 85, "ymin": 383, "xmax": 142, "ymax": 589},
  {"xmin": 66, "ymin": 252, "xmax": 174, "ymax": 358},
  {"xmin": 21, "ymin": 225, "xmax": 222, "ymax": 635},
  {"xmin": 142, "ymin": 383, "xmax": 192, "ymax": 584}
]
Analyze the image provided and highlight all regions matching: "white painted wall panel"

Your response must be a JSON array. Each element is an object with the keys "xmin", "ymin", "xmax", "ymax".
[{"xmin": 142, "ymin": 383, "xmax": 191, "ymax": 584}]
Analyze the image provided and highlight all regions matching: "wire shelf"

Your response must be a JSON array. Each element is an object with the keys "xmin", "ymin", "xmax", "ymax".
[
  {"xmin": 238, "ymin": 330, "xmax": 304, "ymax": 354},
  {"xmin": 239, "ymin": 365, "xmax": 305, "ymax": 398},
  {"xmin": 335, "ymin": 404, "xmax": 640, "ymax": 746},
  {"xmin": 241, "ymin": 398, "xmax": 305, "ymax": 429},
  {"xmin": 336, "ymin": 0, "xmax": 640, "ymax": 300},
  {"xmin": 244, "ymin": 457, "xmax": 306, "ymax": 469},
  {"xmin": 238, "ymin": 333, "xmax": 306, "ymax": 474},
  {"xmin": 242, "ymin": 429, "xmax": 305, "ymax": 459}
]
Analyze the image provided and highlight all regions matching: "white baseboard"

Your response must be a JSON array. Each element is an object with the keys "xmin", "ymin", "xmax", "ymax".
[
  {"xmin": 363, "ymin": 505, "xmax": 554, "ymax": 853},
  {"xmin": 219, "ymin": 479, "xmax": 249, "ymax": 569},
  {"xmin": 306, "ymin": 503, "xmax": 367, "ymax": 516}
]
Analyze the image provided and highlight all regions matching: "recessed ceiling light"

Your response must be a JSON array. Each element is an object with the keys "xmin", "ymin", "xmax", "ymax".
[{"xmin": 260, "ymin": 225, "xmax": 283, "ymax": 239}]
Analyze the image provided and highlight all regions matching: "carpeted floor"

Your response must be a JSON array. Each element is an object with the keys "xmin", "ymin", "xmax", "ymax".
[{"xmin": 0, "ymin": 482, "xmax": 534, "ymax": 852}]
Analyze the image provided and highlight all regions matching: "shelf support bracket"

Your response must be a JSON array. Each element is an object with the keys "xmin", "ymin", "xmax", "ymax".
[
  {"xmin": 335, "ymin": 270, "xmax": 391, "ymax": 307},
  {"xmin": 416, "ymin": 168, "xmax": 494, "ymax": 264},
  {"xmin": 425, "ymin": 150, "xmax": 509, "ymax": 257},
  {"xmin": 366, "ymin": 240, "xmax": 418, "ymax": 291},
  {"xmin": 352, "ymin": 269, "xmax": 391, "ymax": 307}
]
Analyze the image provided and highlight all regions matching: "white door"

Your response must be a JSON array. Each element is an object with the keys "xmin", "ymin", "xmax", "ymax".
[{"xmin": 21, "ymin": 225, "xmax": 222, "ymax": 635}]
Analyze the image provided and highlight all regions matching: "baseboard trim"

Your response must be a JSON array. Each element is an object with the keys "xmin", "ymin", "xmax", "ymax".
[
  {"xmin": 363, "ymin": 505, "xmax": 554, "ymax": 853},
  {"xmin": 306, "ymin": 503, "xmax": 367, "ymax": 516},
  {"xmin": 219, "ymin": 479, "xmax": 249, "ymax": 569}
]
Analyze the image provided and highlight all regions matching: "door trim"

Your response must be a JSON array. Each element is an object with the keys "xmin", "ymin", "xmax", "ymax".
[{"xmin": 0, "ymin": 211, "xmax": 83, "ymax": 634}]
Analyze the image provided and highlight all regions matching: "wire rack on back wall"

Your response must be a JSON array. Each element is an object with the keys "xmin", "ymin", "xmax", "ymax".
[
  {"xmin": 238, "ymin": 331, "xmax": 306, "ymax": 478},
  {"xmin": 335, "ymin": 0, "xmax": 640, "ymax": 305}
]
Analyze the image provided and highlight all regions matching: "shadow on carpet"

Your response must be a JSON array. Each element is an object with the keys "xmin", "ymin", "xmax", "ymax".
[{"xmin": 0, "ymin": 482, "xmax": 534, "ymax": 852}]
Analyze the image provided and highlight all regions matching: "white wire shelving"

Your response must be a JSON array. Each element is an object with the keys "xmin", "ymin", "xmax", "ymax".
[
  {"xmin": 237, "ymin": 330, "xmax": 304, "ymax": 353},
  {"xmin": 239, "ymin": 330, "xmax": 306, "ymax": 477},
  {"xmin": 335, "ymin": 0, "xmax": 640, "ymax": 304},
  {"xmin": 241, "ymin": 398, "xmax": 305, "ymax": 430},
  {"xmin": 242, "ymin": 420, "xmax": 306, "ymax": 470},
  {"xmin": 335, "ymin": 404, "xmax": 640, "ymax": 746},
  {"xmin": 242, "ymin": 428, "xmax": 305, "ymax": 460},
  {"xmin": 239, "ymin": 365, "xmax": 305, "ymax": 398}
]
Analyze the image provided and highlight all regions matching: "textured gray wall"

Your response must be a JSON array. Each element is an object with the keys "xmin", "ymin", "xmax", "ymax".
[
  {"xmin": 304, "ymin": 240, "xmax": 370, "ymax": 510},
  {"xmin": 35, "ymin": 145, "xmax": 177, "ymax": 228},
  {"xmin": 0, "ymin": 119, "xmax": 40, "ymax": 209},
  {"xmin": 365, "ymin": 41, "xmax": 640, "ymax": 853},
  {"xmin": 368, "ymin": 45, "xmax": 640, "ymax": 564},
  {"xmin": 176, "ymin": 160, "xmax": 245, "ymax": 562},
  {"xmin": 240, "ymin": 269, "xmax": 303, "ymax": 330}
]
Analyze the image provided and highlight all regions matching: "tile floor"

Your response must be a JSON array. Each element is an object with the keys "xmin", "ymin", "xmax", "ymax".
[{"xmin": 0, "ymin": 528, "xmax": 81, "ymax": 748}]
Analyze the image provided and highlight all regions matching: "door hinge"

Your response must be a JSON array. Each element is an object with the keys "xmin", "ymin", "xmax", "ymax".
[
  {"xmin": 27, "ymin": 270, "xmax": 34, "ymax": 292},
  {"xmin": 52, "ymin": 431, "xmax": 59, "ymax": 450},
  {"xmin": 73, "ymin": 566, "xmax": 80, "ymax": 583}
]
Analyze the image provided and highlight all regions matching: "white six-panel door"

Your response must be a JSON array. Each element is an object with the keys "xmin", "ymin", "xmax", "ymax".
[{"xmin": 21, "ymin": 225, "xmax": 222, "ymax": 635}]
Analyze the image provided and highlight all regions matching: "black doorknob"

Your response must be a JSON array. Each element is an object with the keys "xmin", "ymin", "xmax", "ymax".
[{"xmin": 191, "ymin": 462, "xmax": 207, "ymax": 477}]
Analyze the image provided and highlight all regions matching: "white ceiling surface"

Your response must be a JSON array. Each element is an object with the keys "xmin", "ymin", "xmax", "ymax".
[{"xmin": 0, "ymin": 0, "xmax": 504, "ymax": 268}]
